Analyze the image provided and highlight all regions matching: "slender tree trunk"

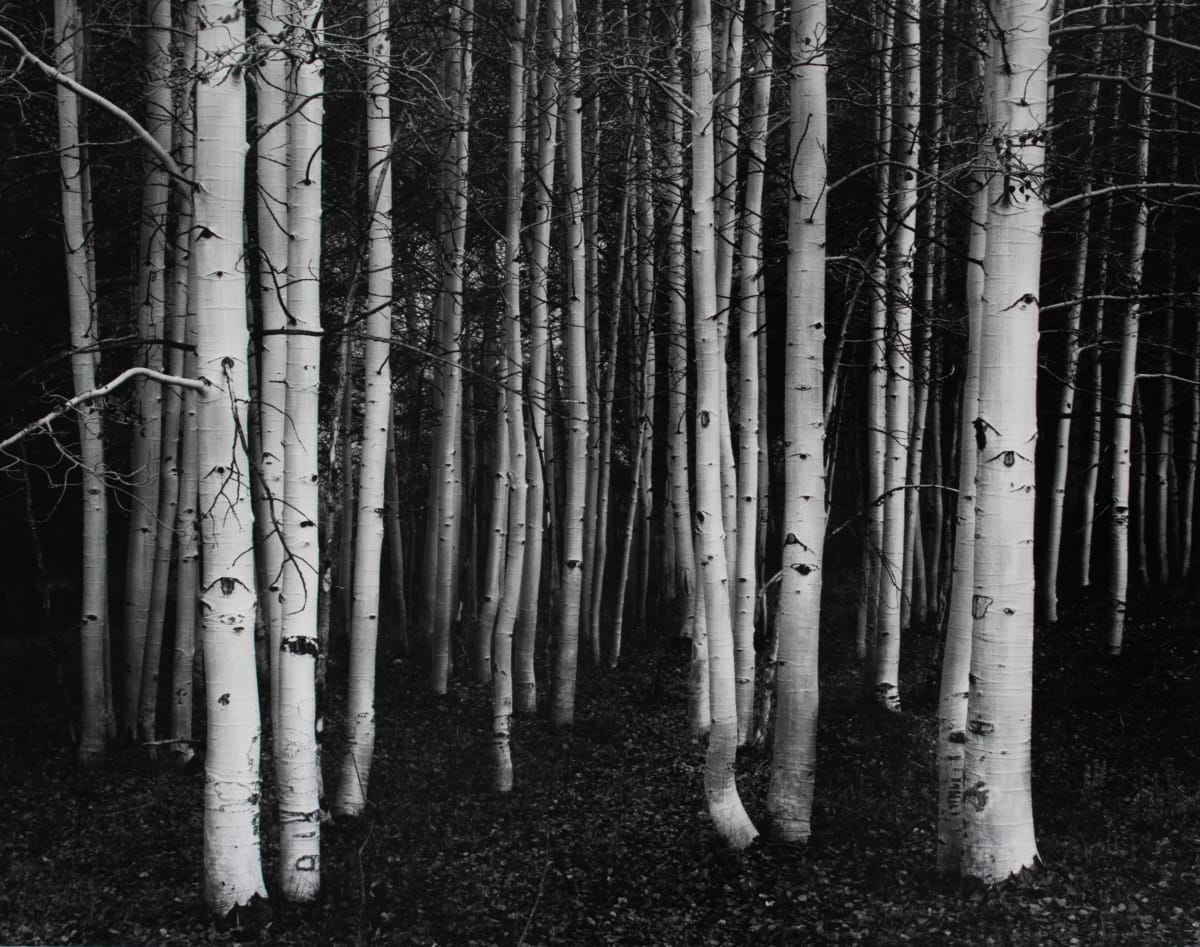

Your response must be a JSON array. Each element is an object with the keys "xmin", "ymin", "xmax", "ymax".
[
  {"xmin": 1078, "ymin": 191, "xmax": 1113, "ymax": 588},
  {"xmin": 874, "ymin": 0, "xmax": 919, "ymax": 711},
  {"xmin": 961, "ymin": 0, "xmax": 1049, "ymax": 882},
  {"xmin": 551, "ymin": 0, "xmax": 589, "ymax": 727},
  {"xmin": 274, "ymin": 0, "xmax": 324, "ymax": 901},
  {"xmin": 1040, "ymin": 7, "xmax": 1105, "ymax": 623},
  {"xmin": 55, "ymin": 0, "xmax": 109, "ymax": 767},
  {"xmin": 254, "ymin": 0, "xmax": 290, "ymax": 742},
  {"xmin": 936, "ymin": 160, "xmax": 987, "ymax": 877},
  {"xmin": 335, "ymin": 0, "xmax": 393, "ymax": 827},
  {"xmin": 431, "ymin": 0, "xmax": 474, "ymax": 693},
  {"xmin": 732, "ymin": 0, "xmax": 774, "ymax": 745},
  {"xmin": 119, "ymin": 0, "xmax": 172, "ymax": 740},
  {"xmin": 765, "ymin": 0, "xmax": 826, "ymax": 843},
  {"xmin": 662, "ymin": 0, "xmax": 707, "ymax": 738},
  {"xmin": 860, "ymin": 0, "xmax": 892, "ymax": 682},
  {"xmin": 692, "ymin": 0, "xmax": 757, "ymax": 850},
  {"xmin": 193, "ymin": 0, "xmax": 268, "ymax": 914},
  {"xmin": 514, "ymin": 0, "xmax": 561, "ymax": 714},
  {"xmin": 1106, "ymin": 17, "xmax": 1156, "ymax": 655}
]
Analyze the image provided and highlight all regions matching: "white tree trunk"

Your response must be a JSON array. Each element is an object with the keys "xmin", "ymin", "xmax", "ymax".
[
  {"xmin": 121, "ymin": 0, "xmax": 173, "ymax": 740},
  {"xmin": 1106, "ymin": 18, "xmax": 1155, "ymax": 654},
  {"xmin": 551, "ymin": 0, "xmax": 588, "ymax": 727},
  {"xmin": 336, "ymin": 0, "xmax": 392, "ymax": 828},
  {"xmin": 692, "ymin": 0, "xmax": 757, "ymax": 850},
  {"xmin": 253, "ymin": 0, "xmax": 290, "ymax": 741},
  {"xmin": 662, "ymin": 0, "xmax": 707, "ymax": 738},
  {"xmin": 732, "ymin": 0, "xmax": 774, "ymax": 745},
  {"xmin": 430, "ymin": 0, "xmax": 474, "ymax": 693},
  {"xmin": 765, "ymin": 0, "xmax": 826, "ymax": 843},
  {"xmin": 960, "ymin": 0, "xmax": 1049, "ymax": 883},
  {"xmin": 515, "ymin": 0, "xmax": 561, "ymax": 714},
  {"xmin": 936, "ymin": 166, "xmax": 987, "ymax": 876},
  {"xmin": 1040, "ymin": 9, "xmax": 1105, "ymax": 623},
  {"xmin": 193, "ymin": 0, "xmax": 267, "ymax": 914},
  {"xmin": 54, "ymin": 0, "xmax": 109, "ymax": 767},
  {"xmin": 873, "ymin": 0, "xmax": 919, "ymax": 712}
]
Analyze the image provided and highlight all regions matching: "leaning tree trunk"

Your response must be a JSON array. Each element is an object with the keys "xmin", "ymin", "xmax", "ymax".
[
  {"xmin": 960, "ymin": 0, "xmax": 1049, "ymax": 883},
  {"xmin": 193, "ymin": 0, "xmax": 268, "ymax": 915},
  {"xmin": 765, "ymin": 0, "xmax": 827, "ymax": 844}
]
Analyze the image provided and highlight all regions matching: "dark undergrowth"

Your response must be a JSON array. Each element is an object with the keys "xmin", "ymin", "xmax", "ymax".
[{"xmin": 1, "ymin": 581, "xmax": 1197, "ymax": 946}]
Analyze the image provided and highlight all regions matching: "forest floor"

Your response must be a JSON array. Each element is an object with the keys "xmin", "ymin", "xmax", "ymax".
[{"xmin": 1, "ymin": 581, "xmax": 1198, "ymax": 946}]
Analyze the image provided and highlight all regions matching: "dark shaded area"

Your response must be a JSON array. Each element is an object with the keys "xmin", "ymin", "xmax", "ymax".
[{"xmin": 0, "ymin": 581, "xmax": 1197, "ymax": 946}]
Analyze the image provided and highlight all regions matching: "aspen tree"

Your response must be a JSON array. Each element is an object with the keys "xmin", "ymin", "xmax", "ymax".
[
  {"xmin": 874, "ymin": 0, "xmax": 919, "ymax": 712},
  {"xmin": 1182, "ymin": 326, "xmax": 1200, "ymax": 578},
  {"xmin": 692, "ymin": 0, "xmax": 757, "ymax": 849},
  {"xmin": 120, "ymin": 0, "xmax": 173, "ymax": 740},
  {"xmin": 254, "ymin": 0, "xmax": 290, "ymax": 741},
  {"xmin": 132, "ymin": 0, "xmax": 180, "ymax": 751},
  {"xmin": 1106, "ymin": 17, "xmax": 1156, "ymax": 655},
  {"xmin": 491, "ymin": 0, "xmax": 529, "ymax": 789},
  {"xmin": 936, "ymin": 156, "xmax": 987, "ymax": 877},
  {"xmin": 960, "ymin": 0, "xmax": 1049, "ymax": 883},
  {"xmin": 273, "ymin": 0, "xmax": 323, "ymax": 898},
  {"xmin": 336, "ymin": 0, "xmax": 392, "ymax": 823},
  {"xmin": 474, "ymin": 375, "xmax": 509, "ymax": 682},
  {"xmin": 551, "ymin": 0, "xmax": 589, "ymax": 727},
  {"xmin": 516, "ymin": 0, "xmax": 562, "ymax": 714},
  {"xmin": 1078, "ymin": 190, "xmax": 1113, "ymax": 589},
  {"xmin": 663, "ymin": 0, "xmax": 707, "ymax": 737},
  {"xmin": 592, "ymin": 183, "xmax": 631, "ymax": 665},
  {"xmin": 430, "ymin": 0, "xmax": 474, "ymax": 693},
  {"xmin": 733, "ymin": 0, "xmax": 775, "ymax": 745},
  {"xmin": 54, "ymin": 0, "xmax": 109, "ymax": 767},
  {"xmin": 167, "ymin": 1, "xmax": 198, "ymax": 766},
  {"xmin": 1040, "ymin": 6, "xmax": 1106, "ymax": 624},
  {"xmin": 765, "ymin": 0, "xmax": 826, "ymax": 844},
  {"xmin": 193, "ymin": 0, "xmax": 268, "ymax": 913},
  {"xmin": 859, "ymin": 0, "xmax": 892, "ymax": 675}
]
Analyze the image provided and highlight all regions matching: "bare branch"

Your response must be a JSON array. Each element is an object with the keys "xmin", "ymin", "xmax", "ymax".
[
  {"xmin": 0, "ymin": 24, "xmax": 193, "ymax": 189},
  {"xmin": 0, "ymin": 367, "xmax": 204, "ymax": 454}
]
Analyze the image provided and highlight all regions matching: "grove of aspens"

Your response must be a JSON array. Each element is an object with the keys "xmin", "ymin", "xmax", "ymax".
[{"xmin": 0, "ymin": 0, "xmax": 1197, "ymax": 943}]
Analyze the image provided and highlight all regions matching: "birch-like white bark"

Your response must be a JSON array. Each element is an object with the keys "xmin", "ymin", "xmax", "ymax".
[
  {"xmin": 1106, "ymin": 16, "xmax": 1155, "ymax": 655},
  {"xmin": 766, "ymin": 0, "xmax": 826, "ymax": 843},
  {"xmin": 692, "ymin": 0, "xmax": 757, "ymax": 850},
  {"xmin": 193, "ymin": 0, "xmax": 268, "ymax": 913},
  {"xmin": 732, "ymin": 0, "xmax": 774, "ymax": 745},
  {"xmin": 336, "ymin": 0, "xmax": 392, "ymax": 828},
  {"xmin": 961, "ymin": 0, "xmax": 1049, "ymax": 882},
  {"xmin": 54, "ymin": 0, "xmax": 109, "ymax": 767},
  {"xmin": 551, "ymin": 0, "xmax": 588, "ymax": 727},
  {"xmin": 253, "ymin": 0, "xmax": 290, "ymax": 742}
]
